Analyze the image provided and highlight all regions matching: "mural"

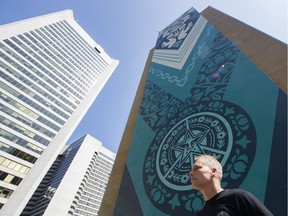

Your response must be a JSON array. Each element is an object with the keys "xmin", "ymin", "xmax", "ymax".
[{"xmin": 114, "ymin": 7, "xmax": 287, "ymax": 216}]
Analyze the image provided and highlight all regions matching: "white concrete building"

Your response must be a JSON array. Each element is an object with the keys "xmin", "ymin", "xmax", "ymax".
[
  {"xmin": 21, "ymin": 134, "xmax": 116, "ymax": 216},
  {"xmin": 0, "ymin": 10, "xmax": 118, "ymax": 215}
]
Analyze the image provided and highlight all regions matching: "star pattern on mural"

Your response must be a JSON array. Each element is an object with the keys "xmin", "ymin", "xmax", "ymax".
[{"xmin": 170, "ymin": 126, "xmax": 210, "ymax": 171}]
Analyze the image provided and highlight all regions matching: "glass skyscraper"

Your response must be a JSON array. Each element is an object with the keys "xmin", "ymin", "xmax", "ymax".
[{"xmin": 0, "ymin": 10, "xmax": 118, "ymax": 214}]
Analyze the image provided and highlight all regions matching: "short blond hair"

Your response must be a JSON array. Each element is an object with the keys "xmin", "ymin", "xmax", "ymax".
[{"xmin": 195, "ymin": 155, "xmax": 223, "ymax": 180}]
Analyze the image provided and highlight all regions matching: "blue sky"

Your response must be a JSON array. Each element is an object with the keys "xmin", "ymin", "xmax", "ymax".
[{"xmin": 1, "ymin": 0, "xmax": 287, "ymax": 153}]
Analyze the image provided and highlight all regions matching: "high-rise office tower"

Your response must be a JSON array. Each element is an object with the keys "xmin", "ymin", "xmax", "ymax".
[
  {"xmin": 0, "ymin": 10, "xmax": 118, "ymax": 214},
  {"xmin": 21, "ymin": 134, "xmax": 115, "ymax": 216},
  {"xmin": 99, "ymin": 6, "xmax": 287, "ymax": 216}
]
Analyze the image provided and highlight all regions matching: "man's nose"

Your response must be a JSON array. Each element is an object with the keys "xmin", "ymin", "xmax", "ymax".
[{"xmin": 189, "ymin": 170, "xmax": 193, "ymax": 177}]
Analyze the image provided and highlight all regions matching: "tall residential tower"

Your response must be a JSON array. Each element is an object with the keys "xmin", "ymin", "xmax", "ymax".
[
  {"xmin": 0, "ymin": 10, "xmax": 118, "ymax": 214},
  {"xmin": 21, "ymin": 134, "xmax": 115, "ymax": 216}
]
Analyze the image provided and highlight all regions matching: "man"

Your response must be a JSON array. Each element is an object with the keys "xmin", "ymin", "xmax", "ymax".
[{"xmin": 189, "ymin": 155, "xmax": 273, "ymax": 216}]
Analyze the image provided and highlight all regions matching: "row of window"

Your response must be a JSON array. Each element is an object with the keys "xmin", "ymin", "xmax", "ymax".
[
  {"xmin": 80, "ymin": 193, "xmax": 102, "ymax": 203},
  {"xmin": 0, "ymin": 115, "xmax": 50, "ymax": 146},
  {"xmin": 88, "ymin": 174, "xmax": 108, "ymax": 185},
  {"xmin": 27, "ymin": 29, "xmax": 88, "ymax": 96},
  {"xmin": 47, "ymin": 24, "xmax": 96, "ymax": 84},
  {"xmin": 1, "ymin": 103, "xmax": 56, "ymax": 139},
  {"xmin": 65, "ymin": 21, "xmax": 109, "ymax": 69},
  {"xmin": 0, "ymin": 156, "xmax": 30, "ymax": 174},
  {"xmin": 13, "ymin": 34, "xmax": 78, "ymax": 106},
  {"xmin": 1, "ymin": 89, "xmax": 61, "ymax": 131},
  {"xmin": 82, "ymin": 190, "xmax": 103, "ymax": 201},
  {"xmin": 1, "ymin": 75, "xmax": 65, "ymax": 126},
  {"xmin": 26, "ymin": 31, "xmax": 88, "ymax": 97},
  {"xmin": 49, "ymin": 22, "xmax": 107, "ymax": 83},
  {"xmin": 1, "ymin": 43, "xmax": 77, "ymax": 106},
  {"xmin": 78, "ymin": 199, "xmax": 100, "ymax": 208},
  {"xmin": 0, "ymin": 41, "xmax": 80, "ymax": 109},
  {"xmin": 0, "ymin": 47, "xmax": 80, "ymax": 116},
  {"xmin": 83, "ymin": 186, "xmax": 104, "ymax": 195},
  {"xmin": 96, "ymin": 156, "xmax": 114, "ymax": 166},
  {"xmin": 41, "ymin": 24, "xmax": 95, "ymax": 88},
  {"xmin": 0, "ymin": 128, "xmax": 44, "ymax": 155},
  {"xmin": 99, "ymin": 152, "xmax": 115, "ymax": 163},
  {"xmin": 75, "ymin": 203, "xmax": 98, "ymax": 214},
  {"xmin": 0, "ymin": 170, "xmax": 22, "ymax": 186},
  {"xmin": 74, "ymin": 209, "xmax": 97, "ymax": 216},
  {"xmin": 27, "ymin": 28, "xmax": 91, "ymax": 94},
  {"xmin": 85, "ymin": 182, "xmax": 105, "ymax": 191},
  {"xmin": 0, "ymin": 141, "xmax": 37, "ymax": 164},
  {"xmin": 61, "ymin": 21, "xmax": 109, "ymax": 73},
  {"xmin": 1, "ymin": 69, "xmax": 70, "ymax": 120},
  {"xmin": 92, "ymin": 163, "xmax": 112, "ymax": 176},
  {"xmin": 10, "ymin": 36, "xmax": 77, "ymax": 112},
  {"xmin": 91, "ymin": 169, "xmax": 110, "ymax": 179}
]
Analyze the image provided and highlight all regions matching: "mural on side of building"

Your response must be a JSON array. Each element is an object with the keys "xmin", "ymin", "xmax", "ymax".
[{"xmin": 115, "ymin": 7, "xmax": 287, "ymax": 215}]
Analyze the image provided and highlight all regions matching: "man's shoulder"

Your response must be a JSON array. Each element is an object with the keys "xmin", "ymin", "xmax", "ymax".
[
  {"xmin": 222, "ymin": 188, "xmax": 258, "ymax": 201},
  {"xmin": 223, "ymin": 188, "xmax": 249, "ymax": 194},
  {"xmin": 220, "ymin": 188, "xmax": 252, "ymax": 198}
]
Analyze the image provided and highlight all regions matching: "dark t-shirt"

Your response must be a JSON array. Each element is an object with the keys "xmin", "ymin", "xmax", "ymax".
[{"xmin": 196, "ymin": 189, "xmax": 273, "ymax": 216}]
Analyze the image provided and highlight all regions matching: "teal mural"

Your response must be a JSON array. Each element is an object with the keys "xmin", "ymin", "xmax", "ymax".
[{"xmin": 114, "ymin": 7, "xmax": 287, "ymax": 216}]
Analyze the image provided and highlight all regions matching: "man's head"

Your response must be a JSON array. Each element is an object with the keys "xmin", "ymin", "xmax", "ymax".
[{"xmin": 189, "ymin": 155, "xmax": 223, "ymax": 191}]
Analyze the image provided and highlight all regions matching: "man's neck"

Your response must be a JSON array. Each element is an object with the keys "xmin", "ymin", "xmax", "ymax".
[{"xmin": 202, "ymin": 185, "xmax": 223, "ymax": 201}]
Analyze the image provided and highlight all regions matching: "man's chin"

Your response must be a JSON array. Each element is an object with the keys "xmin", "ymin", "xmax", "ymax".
[{"xmin": 191, "ymin": 184, "xmax": 199, "ymax": 190}]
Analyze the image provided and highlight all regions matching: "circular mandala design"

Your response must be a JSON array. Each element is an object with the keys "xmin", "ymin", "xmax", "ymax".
[
  {"xmin": 156, "ymin": 112, "xmax": 232, "ymax": 191},
  {"xmin": 143, "ymin": 101, "xmax": 256, "ymax": 215}
]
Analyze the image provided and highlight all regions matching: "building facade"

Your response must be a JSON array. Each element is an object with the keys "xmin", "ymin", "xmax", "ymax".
[
  {"xmin": 99, "ymin": 6, "xmax": 287, "ymax": 216},
  {"xmin": 0, "ymin": 10, "xmax": 118, "ymax": 214},
  {"xmin": 21, "ymin": 134, "xmax": 115, "ymax": 216}
]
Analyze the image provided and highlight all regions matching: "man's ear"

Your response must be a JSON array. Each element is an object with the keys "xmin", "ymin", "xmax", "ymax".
[{"xmin": 211, "ymin": 168, "xmax": 217, "ymax": 176}]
